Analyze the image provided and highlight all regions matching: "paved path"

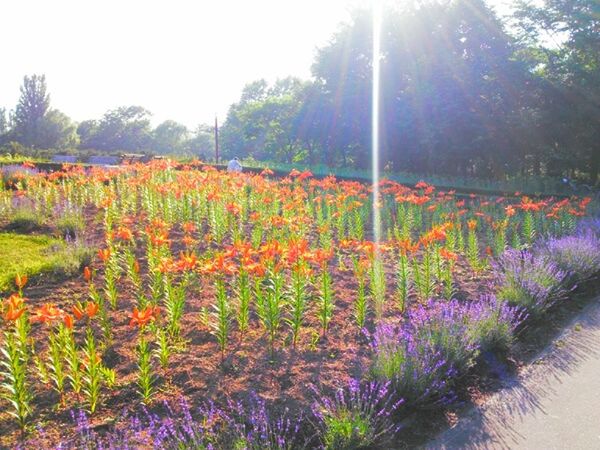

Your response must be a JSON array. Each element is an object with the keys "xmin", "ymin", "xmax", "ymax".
[{"xmin": 425, "ymin": 298, "xmax": 600, "ymax": 450}]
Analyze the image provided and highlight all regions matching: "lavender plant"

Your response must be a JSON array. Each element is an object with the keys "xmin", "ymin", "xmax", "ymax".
[
  {"xmin": 311, "ymin": 379, "xmax": 402, "ymax": 450},
  {"xmin": 537, "ymin": 232, "xmax": 600, "ymax": 283},
  {"xmin": 494, "ymin": 249, "xmax": 570, "ymax": 315}
]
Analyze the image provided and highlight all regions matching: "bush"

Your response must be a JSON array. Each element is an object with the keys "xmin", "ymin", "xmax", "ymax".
[
  {"xmin": 465, "ymin": 296, "xmax": 525, "ymax": 353},
  {"xmin": 0, "ymin": 164, "xmax": 39, "ymax": 190},
  {"xmin": 311, "ymin": 380, "xmax": 401, "ymax": 450},
  {"xmin": 538, "ymin": 232, "xmax": 600, "ymax": 284},
  {"xmin": 370, "ymin": 298, "xmax": 522, "ymax": 406},
  {"xmin": 494, "ymin": 249, "xmax": 570, "ymax": 315},
  {"xmin": 4, "ymin": 206, "xmax": 45, "ymax": 232},
  {"xmin": 48, "ymin": 239, "xmax": 94, "ymax": 278},
  {"xmin": 22, "ymin": 396, "xmax": 305, "ymax": 450},
  {"xmin": 54, "ymin": 206, "xmax": 85, "ymax": 239}
]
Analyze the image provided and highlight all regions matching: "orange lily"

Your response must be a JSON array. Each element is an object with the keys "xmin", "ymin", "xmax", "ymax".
[
  {"xmin": 15, "ymin": 274, "xmax": 28, "ymax": 290},
  {"xmin": 30, "ymin": 303, "xmax": 64, "ymax": 324},
  {"xmin": 130, "ymin": 306, "xmax": 159, "ymax": 328}
]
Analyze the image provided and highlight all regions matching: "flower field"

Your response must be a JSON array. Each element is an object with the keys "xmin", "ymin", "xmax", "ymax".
[{"xmin": 0, "ymin": 160, "xmax": 598, "ymax": 448}]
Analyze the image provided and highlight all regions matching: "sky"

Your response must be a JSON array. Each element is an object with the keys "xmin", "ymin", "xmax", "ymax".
[{"xmin": 0, "ymin": 0, "xmax": 510, "ymax": 130}]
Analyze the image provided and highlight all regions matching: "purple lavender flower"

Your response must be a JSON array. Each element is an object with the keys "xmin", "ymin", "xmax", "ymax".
[
  {"xmin": 369, "ymin": 296, "xmax": 522, "ymax": 407},
  {"xmin": 537, "ymin": 231, "xmax": 600, "ymax": 283},
  {"xmin": 311, "ymin": 379, "xmax": 402, "ymax": 450},
  {"xmin": 494, "ymin": 248, "xmax": 570, "ymax": 315}
]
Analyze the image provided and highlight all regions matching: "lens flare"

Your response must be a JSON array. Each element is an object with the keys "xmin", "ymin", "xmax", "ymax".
[{"xmin": 372, "ymin": 0, "xmax": 382, "ymax": 245}]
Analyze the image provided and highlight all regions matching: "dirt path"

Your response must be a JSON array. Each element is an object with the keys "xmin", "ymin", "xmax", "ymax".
[{"xmin": 424, "ymin": 297, "xmax": 600, "ymax": 450}]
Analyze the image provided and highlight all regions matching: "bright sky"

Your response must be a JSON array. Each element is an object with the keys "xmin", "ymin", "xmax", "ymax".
[{"xmin": 0, "ymin": 0, "xmax": 510, "ymax": 130}]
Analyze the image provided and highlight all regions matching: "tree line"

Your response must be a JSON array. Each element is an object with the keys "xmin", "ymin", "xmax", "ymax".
[
  {"xmin": 0, "ymin": 75, "xmax": 215, "ymax": 158},
  {"xmin": 220, "ymin": 0, "xmax": 599, "ymax": 184},
  {"xmin": 1, "ymin": 0, "xmax": 598, "ymax": 184}
]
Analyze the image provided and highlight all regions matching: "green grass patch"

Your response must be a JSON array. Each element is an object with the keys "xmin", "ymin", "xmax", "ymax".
[{"xmin": 0, "ymin": 233, "xmax": 93, "ymax": 292}]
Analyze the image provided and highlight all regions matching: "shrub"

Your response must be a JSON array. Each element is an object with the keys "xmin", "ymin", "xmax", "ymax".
[
  {"xmin": 0, "ymin": 164, "xmax": 39, "ymax": 190},
  {"xmin": 311, "ymin": 380, "xmax": 401, "ymax": 450},
  {"xmin": 370, "ymin": 320, "xmax": 459, "ymax": 406},
  {"xmin": 54, "ymin": 205, "xmax": 85, "ymax": 239},
  {"xmin": 224, "ymin": 394, "xmax": 304, "ymax": 450},
  {"xmin": 537, "ymin": 232, "xmax": 600, "ymax": 284},
  {"xmin": 4, "ymin": 206, "xmax": 45, "ymax": 232},
  {"xmin": 494, "ymin": 249, "xmax": 570, "ymax": 315},
  {"xmin": 22, "ymin": 396, "xmax": 305, "ymax": 450},
  {"xmin": 47, "ymin": 239, "xmax": 94, "ymax": 277},
  {"xmin": 370, "ymin": 298, "xmax": 522, "ymax": 406}
]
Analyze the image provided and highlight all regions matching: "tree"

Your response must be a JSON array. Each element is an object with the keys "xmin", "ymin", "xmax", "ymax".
[
  {"xmin": 221, "ymin": 77, "xmax": 308, "ymax": 163},
  {"xmin": 82, "ymin": 106, "xmax": 152, "ymax": 151},
  {"xmin": 12, "ymin": 74, "xmax": 51, "ymax": 148},
  {"xmin": 514, "ymin": 0, "xmax": 600, "ymax": 184},
  {"xmin": 0, "ymin": 108, "xmax": 7, "ymax": 136},
  {"xmin": 184, "ymin": 124, "xmax": 215, "ymax": 160},
  {"xmin": 38, "ymin": 109, "xmax": 79, "ymax": 150},
  {"xmin": 77, "ymin": 120, "xmax": 99, "ymax": 149},
  {"xmin": 151, "ymin": 120, "xmax": 188, "ymax": 154},
  {"xmin": 309, "ymin": 1, "xmax": 531, "ymax": 174}
]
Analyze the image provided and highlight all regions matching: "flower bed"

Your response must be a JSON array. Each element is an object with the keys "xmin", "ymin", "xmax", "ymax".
[{"xmin": 0, "ymin": 160, "xmax": 597, "ymax": 448}]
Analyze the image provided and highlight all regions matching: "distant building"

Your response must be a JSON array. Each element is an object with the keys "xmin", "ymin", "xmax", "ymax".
[
  {"xmin": 88, "ymin": 156, "xmax": 120, "ymax": 166},
  {"xmin": 51, "ymin": 155, "xmax": 78, "ymax": 164}
]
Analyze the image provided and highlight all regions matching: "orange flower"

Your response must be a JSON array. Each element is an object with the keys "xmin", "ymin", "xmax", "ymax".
[
  {"xmin": 157, "ymin": 257, "xmax": 176, "ymax": 274},
  {"xmin": 150, "ymin": 231, "xmax": 170, "ymax": 247},
  {"xmin": 86, "ymin": 301, "xmax": 99, "ymax": 318},
  {"xmin": 297, "ymin": 170, "xmax": 313, "ymax": 181},
  {"xmin": 182, "ymin": 222, "xmax": 196, "ymax": 234},
  {"xmin": 98, "ymin": 248, "xmax": 111, "ymax": 263},
  {"xmin": 183, "ymin": 234, "xmax": 196, "ymax": 247},
  {"xmin": 177, "ymin": 251, "xmax": 198, "ymax": 271},
  {"xmin": 226, "ymin": 202, "xmax": 241, "ymax": 215},
  {"xmin": 15, "ymin": 274, "xmax": 28, "ymax": 290},
  {"xmin": 63, "ymin": 314, "xmax": 74, "ymax": 329},
  {"xmin": 467, "ymin": 220, "xmax": 477, "ymax": 231},
  {"xmin": 73, "ymin": 303, "xmax": 85, "ymax": 320},
  {"xmin": 129, "ymin": 306, "xmax": 159, "ymax": 328},
  {"xmin": 439, "ymin": 248, "xmax": 458, "ymax": 262},
  {"xmin": 485, "ymin": 246, "xmax": 493, "ymax": 256},
  {"xmin": 30, "ymin": 303, "xmax": 64, "ymax": 324},
  {"xmin": 3, "ymin": 294, "xmax": 25, "ymax": 321},
  {"xmin": 83, "ymin": 266, "xmax": 92, "ymax": 282},
  {"xmin": 397, "ymin": 239, "xmax": 420, "ymax": 255},
  {"xmin": 243, "ymin": 261, "xmax": 266, "ymax": 277},
  {"xmin": 115, "ymin": 226, "xmax": 134, "ymax": 241},
  {"xmin": 310, "ymin": 248, "xmax": 334, "ymax": 268},
  {"xmin": 505, "ymin": 205, "xmax": 516, "ymax": 217}
]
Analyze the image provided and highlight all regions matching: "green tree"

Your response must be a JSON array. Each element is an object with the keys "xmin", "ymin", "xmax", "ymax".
[
  {"xmin": 221, "ymin": 77, "xmax": 308, "ymax": 163},
  {"xmin": 151, "ymin": 120, "xmax": 188, "ymax": 154},
  {"xmin": 13, "ymin": 74, "xmax": 51, "ymax": 148},
  {"xmin": 514, "ymin": 0, "xmax": 600, "ymax": 184},
  {"xmin": 77, "ymin": 120, "xmax": 99, "ymax": 149},
  {"xmin": 39, "ymin": 109, "xmax": 79, "ymax": 150},
  {"xmin": 83, "ymin": 106, "xmax": 152, "ymax": 151},
  {"xmin": 0, "ymin": 108, "xmax": 7, "ymax": 136},
  {"xmin": 184, "ymin": 124, "xmax": 215, "ymax": 160}
]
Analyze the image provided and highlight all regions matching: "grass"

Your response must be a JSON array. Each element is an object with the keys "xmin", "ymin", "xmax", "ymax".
[
  {"xmin": 4, "ymin": 207, "xmax": 46, "ymax": 233},
  {"xmin": 0, "ymin": 233, "xmax": 93, "ymax": 292}
]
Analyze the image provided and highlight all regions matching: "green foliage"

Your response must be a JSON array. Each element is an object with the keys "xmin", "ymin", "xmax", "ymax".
[
  {"xmin": 0, "ymin": 327, "xmax": 32, "ymax": 429},
  {"xmin": 4, "ymin": 207, "xmax": 45, "ymax": 233},
  {"xmin": 0, "ymin": 233, "xmax": 92, "ymax": 292}
]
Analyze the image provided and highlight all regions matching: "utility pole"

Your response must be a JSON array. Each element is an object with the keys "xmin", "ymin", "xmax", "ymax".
[{"xmin": 214, "ymin": 116, "xmax": 219, "ymax": 164}]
